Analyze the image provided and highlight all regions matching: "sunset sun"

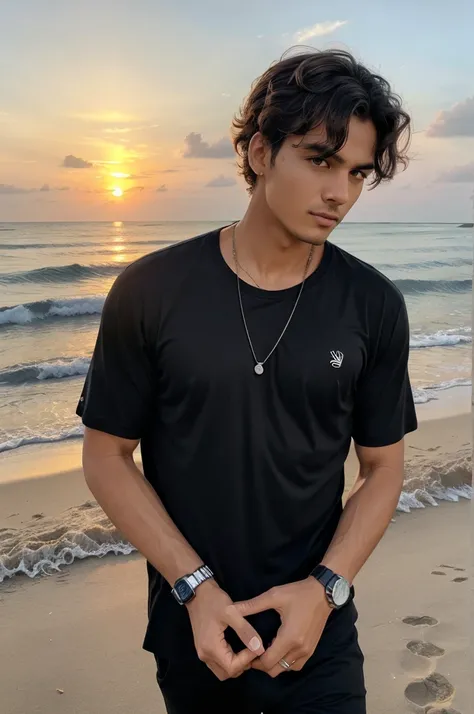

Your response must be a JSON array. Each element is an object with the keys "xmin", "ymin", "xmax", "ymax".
[{"xmin": 112, "ymin": 187, "xmax": 123, "ymax": 197}]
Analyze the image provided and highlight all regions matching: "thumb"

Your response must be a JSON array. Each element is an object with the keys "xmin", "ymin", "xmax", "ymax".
[
  {"xmin": 225, "ymin": 608, "xmax": 265, "ymax": 656},
  {"xmin": 234, "ymin": 590, "xmax": 275, "ymax": 618}
]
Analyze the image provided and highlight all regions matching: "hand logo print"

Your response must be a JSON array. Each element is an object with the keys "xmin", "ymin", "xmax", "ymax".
[{"xmin": 329, "ymin": 351, "xmax": 344, "ymax": 369}]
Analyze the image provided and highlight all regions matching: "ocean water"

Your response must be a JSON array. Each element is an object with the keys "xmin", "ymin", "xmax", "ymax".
[{"xmin": 0, "ymin": 221, "xmax": 472, "ymax": 581}]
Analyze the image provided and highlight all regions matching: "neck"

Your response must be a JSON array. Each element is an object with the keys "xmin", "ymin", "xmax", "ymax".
[{"xmin": 233, "ymin": 194, "xmax": 324, "ymax": 279}]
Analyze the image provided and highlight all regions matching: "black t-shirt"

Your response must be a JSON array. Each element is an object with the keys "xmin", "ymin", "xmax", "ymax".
[{"xmin": 76, "ymin": 226, "xmax": 417, "ymax": 657}]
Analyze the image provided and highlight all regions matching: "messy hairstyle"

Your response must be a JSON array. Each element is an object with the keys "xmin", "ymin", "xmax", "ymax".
[{"xmin": 232, "ymin": 47, "xmax": 411, "ymax": 193}]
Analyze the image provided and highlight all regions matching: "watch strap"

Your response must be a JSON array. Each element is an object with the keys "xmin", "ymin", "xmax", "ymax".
[
  {"xmin": 311, "ymin": 564, "xmax": 337, "ymax": 588},
  {"xmin": 186, "ymin": 565, "xmax": 214, "ymax": 590}
]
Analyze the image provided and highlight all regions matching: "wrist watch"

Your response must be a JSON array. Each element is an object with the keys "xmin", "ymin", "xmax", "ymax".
[
  {"xmin": 171, "ymin": 565, "xmax": 214, "ymax": 605},
  {"xmin": 310, "ymin": 564, "xmax": 352, "ymax": 609}
]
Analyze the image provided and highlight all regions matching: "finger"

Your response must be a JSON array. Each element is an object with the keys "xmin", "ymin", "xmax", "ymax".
[
  {"xmin": 254, "ymin": 625, "xmax": 293, "ymax": 671},
  {"xmin": 228, "ymin": 644, "xmax": 264, "ymax": 675},
  {"xmin": 266, "ymin": 654, "xmax": 303, "ymax": 678},
  {"xmin": 206, "ymin": 661, "xmax": 229, "ymax": 681},
  {"xmin": 234, "ymin": 590, "xmax": 277, "ymax": 618},
  {"xmin": 225, "ymin": 608, "xmax": 265, "ymax": 656},
  {"xmin": 211, "ymin": 632, "xmax": 260, "ymax": 679}
]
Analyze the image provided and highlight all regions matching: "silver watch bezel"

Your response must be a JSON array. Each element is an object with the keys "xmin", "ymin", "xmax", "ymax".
[
  {"xmin": 330, "ymin": 576, "xmax": 351, "ymax": 608},
  {"xmin": 171, "ymin": 565, "xmax": 214, "ymax": 605}
]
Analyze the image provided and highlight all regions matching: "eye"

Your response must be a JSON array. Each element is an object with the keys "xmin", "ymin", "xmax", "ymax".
[
  {"xmin": 308, "ymin": 157, "xmax": 329, "ymax": 168},
  {"xmin": 351, "ymin": 169, "xmax": 368, "ymax": 180}
]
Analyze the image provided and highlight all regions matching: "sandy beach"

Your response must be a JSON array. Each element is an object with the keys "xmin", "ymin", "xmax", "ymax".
[{"xmin": 0, "ymin": 408, "xmax": 472, "ymax": 714}]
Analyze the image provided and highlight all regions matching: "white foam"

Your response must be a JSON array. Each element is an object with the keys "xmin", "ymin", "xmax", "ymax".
[
  {"xmin": 0, "ymin": 425, "xmax": 84, "ymax": 454},
  {"xmin": 410, "ymin": 331, "xmax": 472, "ymax": 348},
  {"xmin": 46, "ymin": 296, "xmax": 105, "ymax": 317},
  {"xmin": 37, "ymin": 357, "xmax": 91, "ymax": 380},
  {"xmin": 0, "ymin": 541, "xmax": 137, "ymax": 582},
  {"xmin": 397, "ymin": 484, "xmax": 473, "ymax": 513},
  {"xmin": 412, "ymin": 378, "xmax": 472, "ymax": 405},
  {"xmin": 0, "ymin": 305, "xmax": 35, "ymax": 325}
]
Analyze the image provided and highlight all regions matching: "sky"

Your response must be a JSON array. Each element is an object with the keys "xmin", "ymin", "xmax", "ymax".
[{"xmin": 0, "ymin": 0, "xmax": 473, "ymax": 223}]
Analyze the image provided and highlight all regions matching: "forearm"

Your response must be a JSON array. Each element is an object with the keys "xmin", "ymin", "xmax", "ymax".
[
  {"xmin": 320, "ymin": 465, "xmax": 403, "ymax": 583},
  {"xmin": 83, "ymin": 453, "xmax": 203, "ymax": 586}
]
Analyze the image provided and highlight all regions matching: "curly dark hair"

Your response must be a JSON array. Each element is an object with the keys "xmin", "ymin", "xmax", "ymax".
[{"xmin": 232, "ymin": 47, "xmax": 411, "ymax": 193}]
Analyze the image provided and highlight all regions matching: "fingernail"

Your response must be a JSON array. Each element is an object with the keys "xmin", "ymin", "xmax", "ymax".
[{"xmin": 249, "ymin": 637, "xmax": 261, "ymax": 651}]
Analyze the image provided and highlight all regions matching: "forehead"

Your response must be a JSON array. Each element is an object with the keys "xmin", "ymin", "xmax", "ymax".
[{"xmin": 298, "ymin": 117, "xmax": 377, "ymax": 161}]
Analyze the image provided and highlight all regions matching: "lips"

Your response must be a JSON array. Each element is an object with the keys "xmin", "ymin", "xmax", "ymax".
[{"xmin": 310, "ymin": 211, "xmax": 338, "ymax": 222}]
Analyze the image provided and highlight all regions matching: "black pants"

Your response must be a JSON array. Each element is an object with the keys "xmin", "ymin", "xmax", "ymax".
[{"xmin": 154, "ymin": 602, "xmax": 366, "ymax": 714}]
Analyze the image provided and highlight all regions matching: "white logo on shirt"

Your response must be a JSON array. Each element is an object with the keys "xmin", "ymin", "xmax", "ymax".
[{"xmin": 330, "ymin": 350, "xmax": 344, "ymax": 369}]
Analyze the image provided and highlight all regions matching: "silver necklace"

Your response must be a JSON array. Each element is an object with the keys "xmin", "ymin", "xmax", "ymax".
[
  {"xmin": 235, "ymin": 258, "xmax": 261, "ymax": 288},
  {"xmin": 232, "ymin": 223, "xmax": 314, "ymax": 375}
]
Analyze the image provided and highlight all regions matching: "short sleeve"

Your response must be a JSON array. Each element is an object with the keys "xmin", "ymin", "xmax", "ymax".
[
  {"xmin": 352, "ymin": 297, "xmax": 417, "ymax": 448},
  {"xmin": 76, "ymin": 266, "xmax": 157, "ymax": 440}
]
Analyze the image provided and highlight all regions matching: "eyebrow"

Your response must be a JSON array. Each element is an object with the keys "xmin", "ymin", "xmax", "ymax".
[{"xmin": 298, "ymin": 141, "xmax": 375, "ymax": 171}]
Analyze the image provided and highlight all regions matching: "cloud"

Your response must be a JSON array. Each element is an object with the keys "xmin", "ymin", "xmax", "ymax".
[
  {"xmin": 156, "ymin": 184, "xmax": 168, "ymax": 192},
  {"xmin": 40, "ymin": 183, "xmax": 50, "ymax": 192},
  {"xmin": 435, "ymin": 162, "xmax": 474, "ymax": 183},
  {"xmin": 73, "ymin": 112, "xmax": 137, "ymax": 123},
  {"xmin": 294, "ymin": 20, "xmax": 348, "ymax": 43},
  {"xmin": 0, "ymin": 183, "xmax": 35, "ymax": 194},
  {"xmin": 62, "ymin": 154, "xmax": 93, "ymax": 169},
  {"xmin": 206, "ymin": 175, "xmax": 237, "ymax": 188},
  {"xmin": 103, "ymin": 123, "xmax": 159, "ymax": 134},
  {"xmin": 183, "ymin": 132, "xmax": 234, "ymax": 159},
  {"xmin": 103, "ymin": 127, "xmax": 135, "ymax": 134},
  {"xmin": 426, "ymin": 96, "xmax": 474, "ymax": 137},
  {"xmin": 158, "ymin": 168, "xmax": 179, "ymax": 173}
]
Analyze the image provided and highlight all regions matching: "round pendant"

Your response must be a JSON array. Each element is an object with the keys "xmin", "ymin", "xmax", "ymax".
[{"xmin": 254, "ymin": 363, "xmax": 264, "ymax": 375}]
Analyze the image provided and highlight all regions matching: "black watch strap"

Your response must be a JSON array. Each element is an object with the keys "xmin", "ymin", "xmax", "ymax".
[{"xmin": 311, "ymin": 564, "xmax": 337, "ymax": 587}]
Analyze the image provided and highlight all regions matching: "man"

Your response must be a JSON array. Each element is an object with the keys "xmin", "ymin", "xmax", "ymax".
[{"xmin": 77, "ymin": 47, "xmax": 417, "ymax": 713}]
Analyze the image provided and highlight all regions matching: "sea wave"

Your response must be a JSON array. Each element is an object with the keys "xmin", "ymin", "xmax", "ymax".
[
  {"xmin": 0, "ymin": 449, "xmax": 470, "ymax": 582},
  {"xmin": 413, "ymin": 378, "xmax": 472, "ymax": 404},
  {"xmin": 0, "ymin": 426, "xmax": 84, "ymax": 454},
  {"xmin": 379, "ymin": 258, "xmax": 472, "ymax": 270},
  {"xmin": 394, "ymin": 278, "xmax": 472, "ymax": 295},
  {"xmin": 0, "ymin": 357, "xmax": 91, "ymax": 386},
  {"xmin": 0, "ymin": 239, "xmax": 173, "ymax": 250},
  {"xmin": 0, "ymin": 262, "xmax": 129, "ymax": 284},
  {"xmin": 0, "ymin": 296, "xmax": 105, "ymax": 326},
  {"xmin": 410, "ymin": 328, "xmax": 472, "ymax": 348},
  {"xmin": 397, "ymin": 448, "xmax": 472, "ymax": 512}
]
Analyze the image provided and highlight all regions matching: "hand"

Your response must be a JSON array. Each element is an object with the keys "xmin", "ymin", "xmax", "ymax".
[
  {"xmin": 186, "ymin": 579, "xmax": 266, "ymax": 681},
  {"xmin": 234, "ymin": 577, "xmax": 332, "ymax": 678}
]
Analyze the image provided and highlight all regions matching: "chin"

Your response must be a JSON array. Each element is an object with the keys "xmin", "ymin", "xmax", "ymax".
[{"xmin": 294, "ymin": 228, "xmax": 332, "ymax": 247}]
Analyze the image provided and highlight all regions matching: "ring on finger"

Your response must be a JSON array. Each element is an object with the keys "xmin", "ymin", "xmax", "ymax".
[{"xmin": 278, "ymin": 658, "xmax": 296, "ymax": 670}]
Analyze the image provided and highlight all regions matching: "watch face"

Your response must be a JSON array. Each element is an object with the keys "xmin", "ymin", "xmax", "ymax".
[
  {"xmin": 175, "ymin": 579, "xmax": 194, "ymax": 603},
  {"xmin": 332, "ymin": 577, "xmax": 351, "ymax": 607}
]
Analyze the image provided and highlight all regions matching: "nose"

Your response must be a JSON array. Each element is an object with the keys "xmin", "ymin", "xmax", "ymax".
[{"xmin": 320, "ymin": 172, "xmax": 350, "ymax": 206}]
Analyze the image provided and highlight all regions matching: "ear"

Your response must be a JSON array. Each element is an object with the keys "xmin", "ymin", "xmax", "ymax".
[{"xmin": 248, "ymin": 132, "xmax": 270, "ymax": 177}]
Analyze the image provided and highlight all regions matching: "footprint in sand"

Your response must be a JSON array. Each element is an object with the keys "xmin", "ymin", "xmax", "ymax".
[
  {"xmin": 439, "ymin": 564, "xmax": 465, "ymax": 572},
  {"xmin": 406, "ymin": 641, "xmax": 445, "ymax": 658},
  {"xmin": 402, "ymin": 615, "xmax": 439, "ymax": 627},
  {"xmin": 425, "ymin": 708, "xmax": 461, "ymax": 714},
  {"xmin": 430, "ymin": 565, "xmax": 468, "ymax": 582},
  {"xmin": 401, "ymin": 617, "xmax": 443, "ymax": 681},
  {"xmin": 404, "ymin": 672, "xmax": 455, "ymax": 708}
]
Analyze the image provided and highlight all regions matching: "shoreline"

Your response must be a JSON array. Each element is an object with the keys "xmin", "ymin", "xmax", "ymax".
[
  {"xmin": 0, "ymin": 385, "xmax": 471, "ymax": 487},
  {"xmin": 0, "ymin": 409, "xmax": 471, "ymax": 584}
]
